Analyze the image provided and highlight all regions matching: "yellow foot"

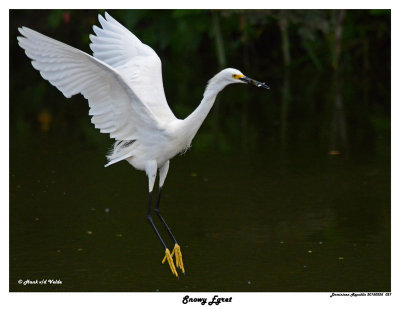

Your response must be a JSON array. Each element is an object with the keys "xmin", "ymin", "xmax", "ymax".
[
  {"xmin": 162, "ymin": 248, "xmax": 178, "ymax": 277},
  {"xmin": 171, "ymin": 243, "xmax": 185, "ymax": 274}
]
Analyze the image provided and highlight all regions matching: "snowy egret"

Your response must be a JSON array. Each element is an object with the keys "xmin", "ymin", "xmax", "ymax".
[{"xmin": 17, "ymin": 12, "xmax": 269, "ymax": 277}]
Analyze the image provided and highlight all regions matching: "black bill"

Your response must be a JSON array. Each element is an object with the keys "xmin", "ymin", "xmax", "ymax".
[{"xmin": 239, "ymin": 76, "xmax": 269, "ymax": 89}]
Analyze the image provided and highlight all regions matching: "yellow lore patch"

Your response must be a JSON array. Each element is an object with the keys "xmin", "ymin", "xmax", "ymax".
[{"xmin": 233, "ymin": 74, "xmax": 244, "ymax": 79}]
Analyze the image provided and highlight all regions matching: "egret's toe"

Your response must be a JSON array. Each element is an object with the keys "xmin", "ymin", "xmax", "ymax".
[
  {"xmin": 162, "ymin": 248, "xmax": 178, "ymax": 277},
  {"xmin": 171, "ymin": 243, "xmax": 185, "ymax": 274}
]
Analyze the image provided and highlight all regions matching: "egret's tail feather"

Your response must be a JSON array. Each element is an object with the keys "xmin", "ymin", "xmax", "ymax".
[{"xmin": 105, "ymin": 140, "xmax": 136, "ymax": 167}]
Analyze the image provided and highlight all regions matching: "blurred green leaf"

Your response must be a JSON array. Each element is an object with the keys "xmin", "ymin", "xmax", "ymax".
[{"xmin": 47, "ymin": 10, "xmax": 63, "ymax": 29}]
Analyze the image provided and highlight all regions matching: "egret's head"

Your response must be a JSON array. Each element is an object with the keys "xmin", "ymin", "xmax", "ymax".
[{"xmin": 218, "ymin": 68, "xmax": 269, "ymax": 89}]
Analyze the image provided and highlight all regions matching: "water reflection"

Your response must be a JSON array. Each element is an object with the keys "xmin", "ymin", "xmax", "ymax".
[
  {"xmin": 329, "ymin": 71, "xmax": 349, "ymax": 159},
  {"xmin": 10, "ymin": 128, "xmax": 389, "ymax": 291},
  {"xmin": 280, "ymin": 68, "xmax": 290, "ymax": 156}
]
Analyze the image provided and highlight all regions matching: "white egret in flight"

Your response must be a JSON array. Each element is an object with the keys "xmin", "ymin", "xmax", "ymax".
[{"xmin": 17, "ymin": 12, "xmax": 269, "ymax": 277}]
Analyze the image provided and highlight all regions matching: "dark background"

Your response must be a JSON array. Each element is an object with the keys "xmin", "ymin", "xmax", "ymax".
[{"xmin": 10, "ymin": 9, "xmax": 390, "ymax": 291}]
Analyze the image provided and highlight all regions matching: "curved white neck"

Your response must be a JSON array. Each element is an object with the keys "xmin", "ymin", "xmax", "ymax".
[{"xmin": 181, "ymin": 81, "xmax": 226, "ymax": 142}]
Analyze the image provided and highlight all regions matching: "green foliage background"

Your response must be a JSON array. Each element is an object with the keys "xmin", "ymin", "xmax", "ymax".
[{"xmin": 10, "ymin": 9, "xmax": 390, "ymax": 156}]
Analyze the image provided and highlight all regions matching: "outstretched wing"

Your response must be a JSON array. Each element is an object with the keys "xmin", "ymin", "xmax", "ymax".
[
  {"xmin": 89, "ymin": 12, "xmax": 176, "ymax": 122},
  {"xmin": 17, "ymin": 26, "xmax": 163, "ymax": 141}
]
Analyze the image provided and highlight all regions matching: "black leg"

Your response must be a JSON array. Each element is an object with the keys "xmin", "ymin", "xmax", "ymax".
[
  {"xmin": 154, "ymin": 186, "xmax": 177, "ymax": 244},
  {"xmin": 154, "ymin": 186, "xmax": 185, "ymax": 274},
  {"xmin": 146, "ymin": 191, "xmax": 167, "ymax": 250}
]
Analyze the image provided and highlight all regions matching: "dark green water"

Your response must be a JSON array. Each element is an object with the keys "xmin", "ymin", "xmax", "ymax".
[{"xmin": 10, "ymin": 123, "xmax": 390, "ymax": 291}]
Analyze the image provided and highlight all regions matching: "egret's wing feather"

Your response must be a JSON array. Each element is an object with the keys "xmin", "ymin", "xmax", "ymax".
[
  {"xmin": 89, "ymin": 12, "xmax": 176, "ymax": 121},
  {"xmin": 17, "ymin": 26, "xmax": 162, "ymax": 141}
]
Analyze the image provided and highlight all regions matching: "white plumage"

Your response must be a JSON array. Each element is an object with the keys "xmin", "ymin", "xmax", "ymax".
[
  {"xmin": 90, "ymin": 13, "xmax": 176, "ymax": 122},
  {"xmin": 17, "ymin": 12, "xmax": 268, "ymax": 276}
]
